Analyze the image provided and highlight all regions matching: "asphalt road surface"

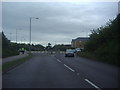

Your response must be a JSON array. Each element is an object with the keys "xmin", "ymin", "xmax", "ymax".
[{"xmin": 2, "ymin": 53, "xmax": 119, "ymax": 89}]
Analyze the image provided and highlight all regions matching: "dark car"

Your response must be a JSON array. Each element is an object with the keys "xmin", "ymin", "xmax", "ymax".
[{"xmin": 65, "ymin": 49, "xmax": 74, "ymax": 57}]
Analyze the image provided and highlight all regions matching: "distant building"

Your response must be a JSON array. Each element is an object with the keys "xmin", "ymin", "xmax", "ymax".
[{"xmin": 71, "ymin": 37, "xmax": 90, "ymax": 49}]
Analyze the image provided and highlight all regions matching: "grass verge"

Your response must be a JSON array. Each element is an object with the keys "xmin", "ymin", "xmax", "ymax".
[
  {"xmin": 2, "ymin": 54, "xmax": 32, "ymax": 73},
  {"xmin": 77, "ymin": 52, "xmax": 97, "ymax": 60},
  {"xmin": 77, "ymin": 52, "xmax": 119, "ymax": 67}
]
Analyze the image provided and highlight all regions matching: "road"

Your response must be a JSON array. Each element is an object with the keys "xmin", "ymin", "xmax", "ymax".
[{"xmin": 2, "ymin": 53, "xmax": 119, "ymax": 89}]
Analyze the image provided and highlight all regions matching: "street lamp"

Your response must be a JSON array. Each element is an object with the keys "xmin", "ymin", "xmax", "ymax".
[
  {"xmin": 16, "ymin": 28, "xmax": 22, "ymax": 43},
  {"xmin": 29, "ymin": 17, "xmax": 39, "ymax": 53},
  {"xmin": 16, "ymin": 29, "xmax": 18, "ymax": 43}
]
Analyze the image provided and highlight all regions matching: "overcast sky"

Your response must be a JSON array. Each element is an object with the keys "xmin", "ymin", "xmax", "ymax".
[{"xmin": 2, "ymin": 2, "xmax": 118, "ymax": 46}]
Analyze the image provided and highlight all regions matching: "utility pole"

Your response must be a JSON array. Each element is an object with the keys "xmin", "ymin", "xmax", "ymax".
[
  {"xmin": 16, "ymin": 29, "xmax": 17, "ymax": 43},
  {"xmin": 29, "ymin": 17, "xmax": 39, "ymax": 53}
]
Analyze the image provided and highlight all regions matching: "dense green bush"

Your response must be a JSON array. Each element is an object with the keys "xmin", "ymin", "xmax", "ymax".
[
  {"xmin": 82, "ymin": 14, "xmax": 120, "ymax": 66},
  {"xmin": 2, "ymin": 32, "xmax": 45, "ymax": 58},
  {"xmin": 52, "ymin": 44, "xmax": 72, "ymax": 51},
  {"xmin": 2, "ymin": 32, "xmax": 19, "ymax": 58}
]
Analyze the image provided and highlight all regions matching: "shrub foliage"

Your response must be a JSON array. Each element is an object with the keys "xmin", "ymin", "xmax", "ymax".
[{"xmin": 84, "ymin": 14, "xmax": 120, "ymax": 65}]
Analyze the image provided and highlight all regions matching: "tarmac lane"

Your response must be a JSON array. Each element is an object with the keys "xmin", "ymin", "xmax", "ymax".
[
  {"xmin": 2, "ymin": 53, "xmax": 93, "ymax": 88},
  {"xmin": 2, "ymin": 53, "xmax": 119, "ymax": 89}
]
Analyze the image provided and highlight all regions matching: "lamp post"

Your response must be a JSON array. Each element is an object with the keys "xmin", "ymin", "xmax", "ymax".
[
  {"xmin": 16, "ymin": 29, "xmax": 17, "ymax": 43},
  {"xmin": 29, "ymin": 17, "xmax": 39, "ymax": 53},
  {"xmin": 16, "ymin": 28, "xmax": 22, "ymax": 43}
]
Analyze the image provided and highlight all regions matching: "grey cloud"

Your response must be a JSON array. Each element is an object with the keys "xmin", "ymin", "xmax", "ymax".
[{"xmin": 2, "ymin": 2, "xmax": 118, "ymax": 46}]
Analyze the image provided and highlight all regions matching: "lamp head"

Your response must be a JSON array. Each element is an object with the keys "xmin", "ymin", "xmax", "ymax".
[{"xmin": 36, "ymin": 18, "xmax": 39, "ymax": 19}]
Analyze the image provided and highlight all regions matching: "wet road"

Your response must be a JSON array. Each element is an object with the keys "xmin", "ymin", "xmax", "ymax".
[{"xmin": 2, "ymin": 53, "xmax": 119, "ymax": 89}]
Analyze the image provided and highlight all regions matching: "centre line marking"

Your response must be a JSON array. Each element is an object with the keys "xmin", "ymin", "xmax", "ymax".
[
  {"xmin": 64, "ymin": 64, "xmax": 75, "ymax": 72},
  {"xmin": 57, "ymin": 59, "xmax": 62, "ymax": 63},
  {"xmin": 85, "ymin": 79, "xmax": 101, "ymax": 90}
]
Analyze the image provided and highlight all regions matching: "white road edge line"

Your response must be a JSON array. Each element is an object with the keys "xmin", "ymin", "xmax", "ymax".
[
  {"xmin": 85, "ymin": 79, "xmax": 101, "ymax": 90},
  {"xmin": 64, "ymin": 64, "xmax": 75, "ymax": 72},
  {"xmin": 57, "ymin": 59, "xmax": 62, "ymax": 63}
]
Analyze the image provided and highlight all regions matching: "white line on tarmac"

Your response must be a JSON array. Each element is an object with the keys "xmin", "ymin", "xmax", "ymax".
[
  {"xmin": 85, "ymin": 79, "xmax": 101, "ymax": 90},
  {"xmin": 57, "ymin": 59, "xmax": 62, "ymax": 63},
  {"xmin": 64, "ymin": 64, "xmax": 75, "ymax": 72},
  {"xmin": 77, "ymin": 73, "xmax": 80, "ymax": 75},
  {"xmin": 51, "ymin": 55, "xmax": 55, "ymax": 56}
]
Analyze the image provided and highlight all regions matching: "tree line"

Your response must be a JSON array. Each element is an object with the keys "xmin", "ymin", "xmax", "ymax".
[
  {"xmin": 2, "ymin": 32, "xmax": 71, "ymax": 58},
  {"xmin": 80, "ymin": 14, "xmax": 120, "ymax": 66},
  {"xmin": 2, "ymin": 32, "xmax": 45, "ymax": 58}
]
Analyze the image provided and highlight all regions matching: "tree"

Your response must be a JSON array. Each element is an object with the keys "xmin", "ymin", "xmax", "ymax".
[
  {"xmin": 2, "ymin": 32, "xmax": 18, "ymax": 58},
  {"xmin": 52, "ymin": 44, "xmax": 71, "ymax": 51},
  {"xmin": 84, "ymin": 14, "xmax": 120, "ymax": 65},
  {"xmin": 45, "ymin": 43, "xmax": 52, "ymax": 50}
]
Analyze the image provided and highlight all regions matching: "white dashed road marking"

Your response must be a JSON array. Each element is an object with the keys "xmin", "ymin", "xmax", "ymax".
[
  {"xmin": 57, "ymin": 59, "xmax": 62, "ymax": 63},
  {"xmin": 55, "ymin": 57, "xmax": 100, "ymax": 90},
  {"xmin": 64, "ymin": 64, "xmax": 75, "ymax": 72},
  {"xmin": 77, "ymin": 73, "xmax": 80, "ymax": 75},
  {"xmin": 85, "ymin": 79, "xmax": 101, "ymax": 90}
]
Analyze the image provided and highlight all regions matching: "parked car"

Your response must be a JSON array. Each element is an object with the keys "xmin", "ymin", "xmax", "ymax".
[
  {"xmin": 65, "ymin": 49, "xmax": 74, "ymax": 57},
  {"xmin": 71, "ymin": 49, "xmax": 76, "ymax": 53},
  {"xmin": 75, "ymin": 48, "xmax": 81, "ymax": 52}
]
